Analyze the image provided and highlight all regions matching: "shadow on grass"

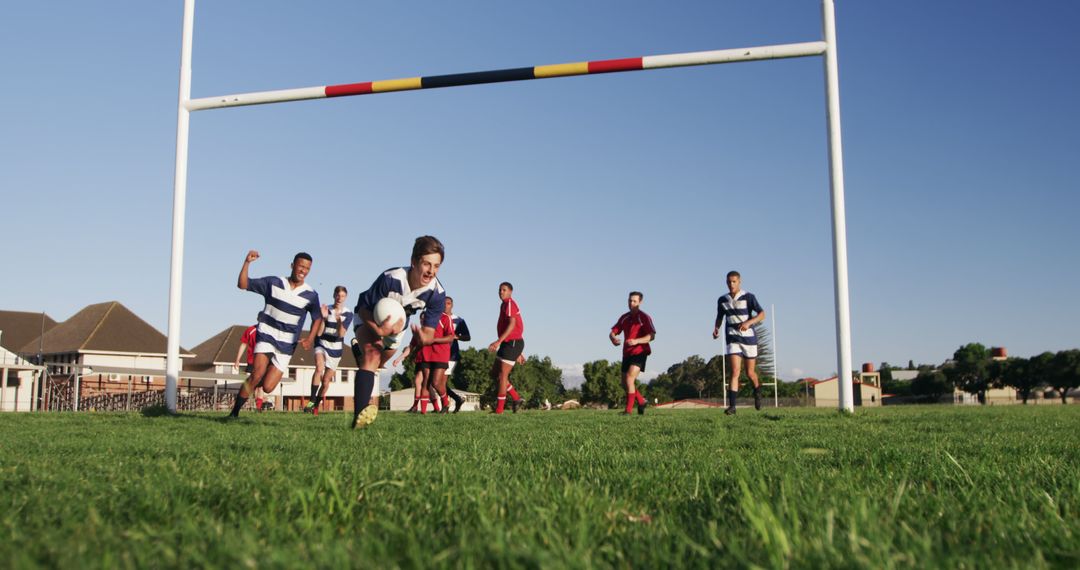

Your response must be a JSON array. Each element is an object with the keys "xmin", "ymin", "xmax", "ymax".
[{"xmin": 139, "ymin": 405, "xmax": 249, "ymax": 425}]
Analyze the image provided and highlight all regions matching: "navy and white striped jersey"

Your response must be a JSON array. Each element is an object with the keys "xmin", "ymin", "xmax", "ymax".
[
  {"xmin": 354, "ymin": 267, "xmax": 447, "ymax": 330},
  {"xmin": 449, "ymin": 314, "xmax": 471, "ymax": 362},
  {"xmin": 716, "ymin": 291, "xmax": 764, "ymax": 347},
  {"xmin": 316, "ymin": 306, "xmax": 354, "ymax": 358},
  {"xmin": 247, "ymin": 276, "xmax": 322, "ymax": 355}
]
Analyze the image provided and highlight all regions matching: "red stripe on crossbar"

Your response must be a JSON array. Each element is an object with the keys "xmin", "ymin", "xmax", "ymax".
[
  {"xmin": 325, "ymin": 82, "xmax": 374, "ymax": 97},
  {"xmin": 588, "ymin": 57, "xmax": 643, "ymax": 74}
]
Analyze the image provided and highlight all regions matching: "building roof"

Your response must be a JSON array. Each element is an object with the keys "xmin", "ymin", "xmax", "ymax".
[
  {"xmin": 18, "ymin": 301, "xmax": 190, "ymax": 356},
  {"xmin": 185, "ymin": 325, "xmax": 249, "ymax": 371},
  {"xmin": 0, "ymin": 310, "xmax": 57, "ymax": 354}
]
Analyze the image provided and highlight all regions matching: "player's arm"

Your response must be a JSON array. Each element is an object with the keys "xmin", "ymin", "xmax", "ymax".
[
  {"xmin": 455, "ymin": 320, "xmax": 471, "ymax": 342},
  {"xmin": 414, "ymin": 325, "xmax": 438, "ymax": 346},
  {"xmin": 237, "ymin": 250, "xmax": 258, "ymax": 290},
  {"xmin": 630, "ymin": 316, "xmax": 657, "ymax": 346},
  {"xmin": 610, "ymin": 327, "xmax": 622, "ymax": 346},
  {"xmin": 300, "ymin": 319, "xmax": 322, "ymax": 351},
  {"xmin": 316, "ymin": 305, "xmax": 329, "ymax": 337},
  {"xmin": 234, "ymin": 342, "xmax": 247, "ymax": 369},
  {"xmin": 713, "ymin": 299, "xmax": 724, "ymax": 339},
  {"xmin": 739, "ymin": 307, "xmax": 766, "ymax": 331},
  {"xmin": 391, "ymin": 344, "xmax": 412, "ymax": 367}
]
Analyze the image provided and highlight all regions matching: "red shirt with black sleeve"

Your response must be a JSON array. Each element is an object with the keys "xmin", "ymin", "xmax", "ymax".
[{"xmin": 611, "ymin": 310, "xmax": 656, "ymax": 357}]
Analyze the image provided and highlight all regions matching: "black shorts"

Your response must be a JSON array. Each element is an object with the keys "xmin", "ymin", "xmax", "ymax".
[
  {"xmin": 244, "ymin": 363, "xmax": 254, "ymax": 374},
  {"xmin": 622, "ymin": 353, "xmax": 648, "ymax": 373},
  {"xmin": 497, "ymin": 339, "xmax": 524, "ymax": 363},
  {"xmin": 416, "ymin": 361, "xmax": 449, "ymax": 371}
]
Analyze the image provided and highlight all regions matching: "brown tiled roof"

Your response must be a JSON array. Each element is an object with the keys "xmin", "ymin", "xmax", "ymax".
[
  {"xmin": 185, "ymin": 325, "xmax": 249, "ymax": 371},
  {"xmin": 0, "ymin": 310, "xmax": 57, "ymax": 354},
  {"xmin": 18, "ymin": 301, "xmax": 189, "ymax": 356}
]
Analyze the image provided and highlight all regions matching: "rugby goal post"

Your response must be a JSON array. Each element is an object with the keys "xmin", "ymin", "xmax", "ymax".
[{"xmin": 165, "ymin": 0, "xmax": 856, "ymax": 413}]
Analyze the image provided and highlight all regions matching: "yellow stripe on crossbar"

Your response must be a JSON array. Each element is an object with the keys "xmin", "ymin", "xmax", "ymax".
[
  {"xmin": 534, "ymin": 62, "xmax": 589, "ymax": 78},
  {"xmin": 372, "ymin": 77, "xmax": 423, "ymax": 93}
]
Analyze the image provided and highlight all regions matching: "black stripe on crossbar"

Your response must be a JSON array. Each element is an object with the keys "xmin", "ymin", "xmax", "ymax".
[{"xmin": 422, "ymin": 67, "xmax": 536, "ymax": 89}]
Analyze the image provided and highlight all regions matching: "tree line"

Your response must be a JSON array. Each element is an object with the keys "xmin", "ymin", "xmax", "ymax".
[{"xmin": 881, "ymin": 344, "xmax": 1080, "ymax": 404}]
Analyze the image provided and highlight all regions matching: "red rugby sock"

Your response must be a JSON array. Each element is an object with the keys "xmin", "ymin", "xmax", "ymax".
[{"xmin": 496, "ymin": 396, "xmax": 506, "ymax": 414}]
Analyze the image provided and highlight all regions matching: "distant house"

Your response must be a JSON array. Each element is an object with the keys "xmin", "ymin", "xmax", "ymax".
[
  {"xmin": 811, "ymin": 373, "xmax": 882, "ymax": 408},
  {"xmin": 0, "ymin": 310, "xmax": 57, "ymax": 412},
  {"xmin": 187, "ymin": 326, "xmax": 361, "ymax": 412},
  {"xmin": 15, "ymin": 301, "xmax": 194, "ymax": 409}
]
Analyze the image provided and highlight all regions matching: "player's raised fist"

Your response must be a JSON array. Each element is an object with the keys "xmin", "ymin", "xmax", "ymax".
[{"xmin": 245, "ymin": 250, "xmax": 260, "ymax": 263}]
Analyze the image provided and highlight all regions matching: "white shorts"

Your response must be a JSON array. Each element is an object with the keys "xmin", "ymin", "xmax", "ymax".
[
  {"xmin": 255, "ymin": 342, "xmax": 293, "ymax": 372},
  {"xmin": 447, "ymin": 361, "xmax": 457, "ymax": 376},
  {"xmin": 314, "ymin": 346, "xmax": 341, "ymax": 371},
  {"xmin": 726, "ymin": 342, "xmax": 758, "ymax": 359}
]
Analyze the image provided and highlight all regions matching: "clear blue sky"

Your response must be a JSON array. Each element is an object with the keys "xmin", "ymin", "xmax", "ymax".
[{"xmin": 2, "ymin": 1, "xmax": 1077, "ymax": 385}]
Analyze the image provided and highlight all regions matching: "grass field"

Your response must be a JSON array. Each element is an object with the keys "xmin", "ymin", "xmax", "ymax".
[{"xmin": 1, "ymin": 406, "xmax": 1078, "ymax": 569}]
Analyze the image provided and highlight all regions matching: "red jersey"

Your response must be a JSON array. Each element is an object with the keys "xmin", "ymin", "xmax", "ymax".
[
  {"xmin": 611, "ymin": 310, "xmax": 656, "ymax": 357},
  {"xmin": 497, "ymin": 298, "xmax": 524, "ymax": 341},
  {"xmin": 241, "ymin": 325, "xmax": 257, "ymax": 365},
  {"xmin": 420, "ymin": 313, "xmax": 454, "ymax": 363}
]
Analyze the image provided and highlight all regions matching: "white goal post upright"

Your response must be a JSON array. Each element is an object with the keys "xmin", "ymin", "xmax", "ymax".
[{"xmin": 164, "ymin": 0, "xmax": 856, "ymax": 413}]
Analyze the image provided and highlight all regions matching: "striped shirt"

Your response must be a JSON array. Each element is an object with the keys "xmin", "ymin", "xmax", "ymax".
[
  {"xmin": 716, "ymin": 291, "xmax": 764, "ymax": 347},
  {"xmin": 247, "ymin": 276, "xmax": 322, "ymax": 355},
  {"xmin": 354, "ymin": 267, "xmax": 447, "ymax": 330},
  {"xmin": 316, "ymin": 306, "xmax": 354, "ymax": 358}
]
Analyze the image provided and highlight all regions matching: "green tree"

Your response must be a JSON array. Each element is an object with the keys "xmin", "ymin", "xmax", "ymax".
[
  {"xmin": 945, "ymin": 343, "xmax": 991, "ymax": 404},
  {"xmin": 878, "ymin": 362, "xmax": 894, "ymax": 386},
  {"xmin": 452, "ymin": 347, "xmax": 496, "ymax": 404},
  {"xmin": 1001, "ymin": 356, "xmax": 1038, "ymax": 404},
  {"xmin": 506, "ymin": 355, "xmax": 565, "ymax": 409},
  {"xmin": 581, "ymin": 360, "xmax": 622, "ymax": 408},
  {"xmin": 1048, "ymin": 349, "xmax": 1080, "ymax": 404},
  {"xmin": 752, "ymin": 323, "xmax": 775, "ymax": 380},
  {"xmin": 911, "ymin": 369, "xmax": 950, "ymax": 402}
]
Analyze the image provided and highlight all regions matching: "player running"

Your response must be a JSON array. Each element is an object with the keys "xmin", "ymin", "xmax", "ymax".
[
  {"xmin": 228, "ymin": 250, "xmax": 322, "ymax": 418},
  {"xmin": 444, "ymin": 296, "xmax": 470, "ymax": 412},
  {"xmin": 609, "ymin": 291, "xmax": 656, "ymax": 415},
  {"xmin": 712, "ymin": 270, "xmax": 766, "ymax": 415},
  {"xmin": 487, "ymin": 282, "xmax": 525, "ymax": 414},
  {"xmin": 349, "ymin": 236, "xmax": 447, "ymax": 428},
  {"xmin": 304, "ymin": 286, "xmax": 353, "ymax": 416}
]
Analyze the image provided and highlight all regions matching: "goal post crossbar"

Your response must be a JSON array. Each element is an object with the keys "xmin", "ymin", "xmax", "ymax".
[{"xmin": 186, "ymin": 41, "xmax": 827, "ymax": 112}]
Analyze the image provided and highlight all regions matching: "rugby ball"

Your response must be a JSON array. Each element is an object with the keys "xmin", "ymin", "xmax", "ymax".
[{"xmin": 373, "ymin": 297, "xmax": 406, "ymax": 333}]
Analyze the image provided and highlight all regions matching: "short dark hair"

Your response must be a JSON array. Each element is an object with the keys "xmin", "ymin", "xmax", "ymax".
[
  {"xmin": 445, "ymin": 296, "xmax": 453, "ymax": 303},
  {"xmin": 500, "ymin": 282, "xmax": 513, "ymax": 291},
  {"xmin": 294, "ymin": 252, "xmax": 313, "ymax": 263},
  {"xmin": 726, "ymin": 270, "xmax": 741, "ymax": 279},
  {"xmin": 333, "ymin": 285, "xmax": 347, "ymax": 295},
  {"xmin": 412, "ymin": 235, "xmax": 445, "ymax": 264},
  {"xmin": 629, "ymin": 291, "xmax": 643, "ymax": 301}
]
